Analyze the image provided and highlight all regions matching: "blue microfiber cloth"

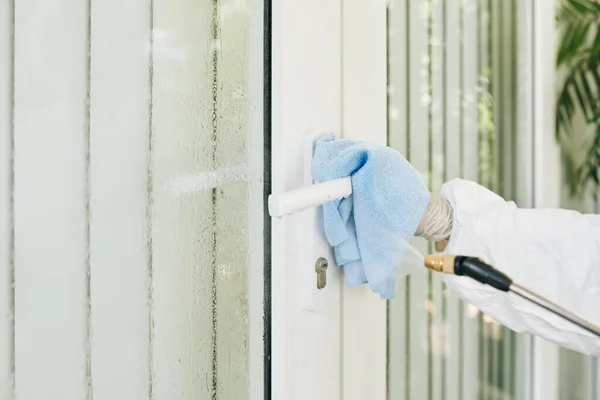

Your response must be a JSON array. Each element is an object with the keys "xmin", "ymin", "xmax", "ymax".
[{"xmin": 311, "ymin": 133, "xmax": 430, "ymax": 299}]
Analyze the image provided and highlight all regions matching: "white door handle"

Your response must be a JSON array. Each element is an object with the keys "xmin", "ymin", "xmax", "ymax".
[
  {"xmin": 268, "ymin": 177, "xmax": 352, "ymax": 218},
  {"xmin": 269, "ymin": 130, "xmax": 347, "ymax": 312}
]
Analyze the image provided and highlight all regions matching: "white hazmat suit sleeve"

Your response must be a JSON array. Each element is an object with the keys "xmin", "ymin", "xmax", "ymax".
[{"xmin": 439, "ymin": 179, "xmax": 600, "ymax": 356}]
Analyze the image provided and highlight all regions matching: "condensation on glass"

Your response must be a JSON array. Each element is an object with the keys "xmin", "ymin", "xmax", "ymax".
[
  {"xmin": 386, "ymin": 0, "xmax": 535, "ymax": 399},
  {"xmin": 0, "ymin": 0, "xmax": 265, "ymax": 399}
]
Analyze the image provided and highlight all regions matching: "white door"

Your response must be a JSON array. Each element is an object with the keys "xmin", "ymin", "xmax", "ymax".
[{"xmin": 270, "ymin": 0, "xmax": 387, "ymax": 398}]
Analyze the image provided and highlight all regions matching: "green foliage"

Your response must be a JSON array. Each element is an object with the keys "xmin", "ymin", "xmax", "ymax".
[{"xmin": 556, "ymin": 0, "xmax": 600, "ymax": 195}]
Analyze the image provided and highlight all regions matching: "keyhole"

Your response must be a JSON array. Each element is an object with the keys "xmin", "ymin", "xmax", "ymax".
[{"xmin": 315, "ymin": 257, "xmax": 328, "ymax": 289}]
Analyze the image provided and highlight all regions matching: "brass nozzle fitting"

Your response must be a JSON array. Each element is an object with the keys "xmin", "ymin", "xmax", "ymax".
[{"xmin": 424, "ymin": 254, "xmax": 456, "ymax": 274}]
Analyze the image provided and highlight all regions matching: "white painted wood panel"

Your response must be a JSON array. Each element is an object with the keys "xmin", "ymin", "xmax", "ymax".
[
  {"xmin": 0, "ymin": 1, "xmax": 13, "ymax": 398},
  {"xmin": 531, "ymin": 1, "xmax": 560, "ymax": 399},
  {"xmin": 461, "ymin": 1, "xmax": 480, "ymax": 399},
  {"xmin": 387, "ymin": 0, "xmax": 409, "ymax": 398},
  {"xmin": 88, "ymin": 0, "xmax": 151, "ymax": 398},
  {"xmin": 4, "ymin": 1, "xmax": 265, "ymax": 399},
  {"xmin": 407, "ymin": 0, "xmax": 431, "ymax": 398},
  {"xmin": 271, "ymin": 0, "xmax": 342, "ymax": 398},
  {"xmin": 246, "ymin": 2, "xmax": 265, "ymax": 397},
  {"xmin": 214, "ymin": 1, "xmax": 254, "ymax": 397},
  {"xmin": 13, "ymin": 0, "xmax": 89, "ymax": 398},
  {"xmin": 341, "ymin": 1, "xmax": 387, "ymax": 399},
  {"xmin": 430, "ymin": 1, "xmax": 445, "ymax": 398},
  {"xmin": 443, "ymin": 1, "xmax": 462, "ymax": 399},
  {"xmin": 150, "ymin": 0, "xmax": 215, "ymax": 398}
]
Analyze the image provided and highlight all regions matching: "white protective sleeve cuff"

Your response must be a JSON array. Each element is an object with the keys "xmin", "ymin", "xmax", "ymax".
[
  {"xmin": 415, "ymin": 193, "xmax": 453, "ymax": 242},
  {"xmin": 440, "ymin": 179, "xmax": 600, "ymax": 356}
]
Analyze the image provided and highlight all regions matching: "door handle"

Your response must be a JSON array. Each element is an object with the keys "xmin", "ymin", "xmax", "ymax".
[
  {"xmin": 268, "ymin": 176, "xmax": 352, "ymax": 218},
  {"xmin": 268, "ymin": 130, "xmax": 347, "ymax": 312}
]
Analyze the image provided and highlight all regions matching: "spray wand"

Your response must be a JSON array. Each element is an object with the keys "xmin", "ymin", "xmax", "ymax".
[{"xmin": 424, "ymin": 254, "xmax": 600, "ymax": 338}]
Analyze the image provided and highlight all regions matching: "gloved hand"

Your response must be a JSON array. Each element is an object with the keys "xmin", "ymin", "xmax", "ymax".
[{"xmin": 415, "ymin": 193, "xmax": 454, "ymax": 243}]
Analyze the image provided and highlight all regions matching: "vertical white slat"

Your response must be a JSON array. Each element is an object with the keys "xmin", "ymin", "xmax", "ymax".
[
  {"xmin": 478, "ymin": 0, "xmax": 494, "ymax": 192},
  {"xmin": 151, "ymin": 0, "xmax": 214, "ymax": 397},
  {"xmin": 501, "ymin": 0, "xmax": 516, "ymax": 203},
  {"xmin": 0, "ymin": 1, "xmax": 13, "ymax": 398},
  {"xmin": 509, "ymin": 0, "xmax": 534, "ymax": 396},
  {"xmin": 246, "ymin": 0, "xmax": 265, "ymax": 398},
  {"xmin": 592, "ymin": 357, "xmax": 600, "ymax": 400},
  {"xmin": 388, "ymin": 0, "xmax": 408, "ymax": 158},
  {"xmin": 271, "ymin": 0, "xmax": 343, "ymax": 398},
  {"xmin": 486, "ymin": 3, "xmax": 503, "ymax": 398},
  {"xmin": 491, "ymin": 0, "xmax": 506, "ymax": 200},
  {"xmin": 515, "ymin": 330, "xmax": 533, "ymax": 400},
  {"xmin": 214, "ymin": 1, "xmax": 254, "ymax": 398},
  {"xmin": 480, "ymin": 321, "xmax": 489, "ymax": 399},
  {"xmin": 478, "ymin": 2, "xmax": 493, "ymax": 395},
  {"xmin": 408, "ymin": 0, "xmax": 430, "ymax": 398},
  {"xmin": 430, "ymin": 0, "xmax": 444, "ymax": 399},
  {"xmin": 443, "ymin": 1, "xmax": 461, "ymax": 399},
  {"xmin": 14, "ymin": 0, "xmax": 89, "ymax": 398},
  {"xmin": 513, "ymin": 2, "xmax": 533, "ymax": 399},
  {"xmin": 558, "ymin": 349, "xmax": 592, "ymax": 400},
  {"xmin": 516, "ymin": 0, "xmax": 533, "ymax": 209},
  {"xmin": 341, "ymin": 0, "xmax": 387, "ymax": 399},
  {"xmin": 461, "ymin": 1, "xmax": 479, "ymax": 400},
  {"xmin": 531, "ymin": 0, "xmax": 561, "ymax": 399},
  {"xmin": 387, "ymin": 0, "xmax": 409, "ymax": 398},
  {"xmin": 507, "ymin": 330, "xmax": 517, "ymax": 398},
  {"xmin": 462, "ymin": 1, "xmax": 478, "ymax": 181},
  {"xmin": 491, "ymin": 324, "xmax": 500, "ymax": 394},
  {"xmin": 88, "ymin": 0, "xmax": 151, "ymax": 398}
]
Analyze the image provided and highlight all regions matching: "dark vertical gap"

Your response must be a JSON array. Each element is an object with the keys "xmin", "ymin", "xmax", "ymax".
[
  {"xmin": 488, "ymin": 0, "xmax": 495, "ymax": 194},
  {"xmin": 440, "ymin": 1, "xmax": 447, "ymax": 399},
  {"xmin": 458, "ymin": 0, "xmax": 465, "ymax": 398},
  {"xmin": 386, "ymin": 4, "xmax": 391, "ymax": 149},
  {"xmin": 146, "ymin": 0, "xmax": 155, "ymax": 397},
  {"xmin": 386, "ymin": 300, "xmax": 390, "ymax": 400},
  {"xmin": 426, "ymin": 0, "xmax": 433, "ymax": 398},
  {"xmin": 385, "ymin": 5, "xmax": 391, "ymax": 398},
  {"xmin": 500, "ymin": 1, "xmax": 507, "ymax": 201},
  {"xmin": 405, "ymin": 1, "xmax": 411, "ymax": 399},
  {"xmin": 496, "ymin": 1, "xmax": 504, "ymax": 199},
  {"xmin": 9, "ymin": 0, "xmax": 15, "ymax": 395},
  {"xmin": 508, "ymin": 1, "xmax": 518, "ymax": 397},
  {"xmin": 510, "ymin": 0, "xmax": 517, "ymax": 203},
  {"xmin": 477, "ymin": 317, "xmax": 482, "ymax": 400},
  {"xmin": 510, "ymin": 331, "xmax": 516, "ymax": 397},
  {"xmin": 458, "ymin": 0, "xmax": 464, "ymax": 180},
  {"xmin": 478, "ymin": 319, "xmax": 484, "ymax": 399},
  {"xmin": 476, "ymin": 0, "xmax": 482, "ymax": 185},
  {"xmin": 458, "ymin": 304, "xmax": 463, "ymax": 399},
  {"xmin": 529, "ymin": 337, "xmax": 534, "ymax": 400},
  {"xmin": 475, "ymin": 1, "xmax": 484, "ymax": 396},
  {"xmin": 406, "ymin": 0, "xmax": 411, "ymax": 162},
  {"xmin": 84, "ymin": 0, "xmax": 93, "ymax": 398},
  {"xmin": 530, "ymin": 0, "xmax": 536, "ymax": 210},
  {"xmin": 339, "ymin": 2, "xmax": 345, "ymax": 399},
  {"xmin": 498, "ymin": 330, "xmax": 504, "ymax": 394},
  {"xmin": 593, "ymin": 357, "xmax": 598, "ymax": 400},
  {"xmin": 210, "ymin": 0, "xmax": 220, "ymax": 398},
  {"xmin": 263, "ymin": 0, "xmax": 272, "ymax": 398},
  {"xmin": 528, "ymin": 1, "xmax": 536, "ymax": 397}
]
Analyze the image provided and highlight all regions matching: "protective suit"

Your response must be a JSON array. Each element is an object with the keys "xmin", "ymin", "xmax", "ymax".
[{"xmin": 432, "ymin": 178, "xmax": 600, "ymax": 356}]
